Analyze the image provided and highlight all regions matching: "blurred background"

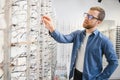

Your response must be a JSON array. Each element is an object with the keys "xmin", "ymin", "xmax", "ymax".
[{"xmin": 0, "ymin": 0, "xmax": 120, "ymax": 80}]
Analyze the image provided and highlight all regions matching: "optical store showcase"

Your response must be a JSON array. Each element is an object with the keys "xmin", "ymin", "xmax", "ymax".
[{"xmin": 0, "ymin": 0, "xmax": 120, "ymax": 80}]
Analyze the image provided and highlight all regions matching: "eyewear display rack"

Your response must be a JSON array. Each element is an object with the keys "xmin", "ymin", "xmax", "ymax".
[
  {"xmin": 116, "ymin": 26, "xmax": 120, "ymax": 58},
  {"xmin": 0, "ymin": 0, "xmax": 57, "ymax": 80},
  {"xmin": 0, "ymin": 28, "xmax": 7, "ymax": 80}
]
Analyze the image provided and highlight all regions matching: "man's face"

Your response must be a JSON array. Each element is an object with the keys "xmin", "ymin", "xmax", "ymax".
[{"xmin": 83, "ymin": 10, "xmax": 101, "ymax": 29}]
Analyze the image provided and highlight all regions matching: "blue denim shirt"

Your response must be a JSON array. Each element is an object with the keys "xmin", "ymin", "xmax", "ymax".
[{"xmin": 50, "ymin": 29, "xmax": 118, "ymax": 80}]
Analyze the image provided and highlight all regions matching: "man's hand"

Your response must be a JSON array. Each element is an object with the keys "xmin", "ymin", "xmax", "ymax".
[{"xmin": 42, "ymin": 16, "xmax": 55, "ymax": 33}]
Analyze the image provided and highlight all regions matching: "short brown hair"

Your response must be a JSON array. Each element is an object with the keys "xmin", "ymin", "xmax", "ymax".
[{"xmin": 90, "ymin": 6, "xmax": 105, "ymax": 21}]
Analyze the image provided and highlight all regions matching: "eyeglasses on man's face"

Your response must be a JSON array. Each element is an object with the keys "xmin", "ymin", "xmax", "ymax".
[{"xmin": 84, "ymin": 13, "xmax": 99, "ymax": 20}]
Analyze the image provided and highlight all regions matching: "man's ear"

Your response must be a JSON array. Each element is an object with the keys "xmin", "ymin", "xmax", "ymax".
[
  {"xmin": 96, "ymin": 20, "xmax": 102, "ymax": 27},
  {"xmin": 97, "ymin": 20, "xmax": 102, "ymax": 24}
]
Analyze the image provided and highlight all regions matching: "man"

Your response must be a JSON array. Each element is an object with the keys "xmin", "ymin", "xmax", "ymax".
[{"xmin": 42, "ymin": 6, "xmax": 118, "ymax": 80}]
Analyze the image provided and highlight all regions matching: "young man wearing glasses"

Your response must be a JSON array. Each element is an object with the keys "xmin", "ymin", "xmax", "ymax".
[{"xmin": 42, "ymin": 6, "xmax": 118, "ymax": 80}]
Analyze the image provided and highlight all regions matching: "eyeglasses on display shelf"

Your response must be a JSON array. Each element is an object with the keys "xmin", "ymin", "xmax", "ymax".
[{"xmin": 1, "ymin": 0, "xmax": 58, "ymax": 80}]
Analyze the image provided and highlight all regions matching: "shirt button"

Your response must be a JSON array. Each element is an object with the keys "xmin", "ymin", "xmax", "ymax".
[
  {"xmin": 75, "ymin": 56, "xmax": 76, "ymax": 58},
  {"xmin": 72, "ymin": 63, "xmax": 74, "ymax": 65}
]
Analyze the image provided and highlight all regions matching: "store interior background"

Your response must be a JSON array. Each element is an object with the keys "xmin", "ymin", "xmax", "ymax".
[
  {"xmin": 53, "ymin": 0, "xmax": 120, "ymax": 80},
  {"xmin": 0, "ymin": 0, "xmax": 120, "ymax": 80}
]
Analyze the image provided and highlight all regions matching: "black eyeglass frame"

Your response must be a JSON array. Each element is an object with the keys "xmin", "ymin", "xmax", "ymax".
[{"xmin": 84, "ymin": 13, "xmax": 100, "ymax": 20}]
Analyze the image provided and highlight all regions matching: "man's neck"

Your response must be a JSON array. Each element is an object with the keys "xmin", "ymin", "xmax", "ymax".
[{"xmin": 85, "ymin": 27, "xmax": 96, "ymax": 33}]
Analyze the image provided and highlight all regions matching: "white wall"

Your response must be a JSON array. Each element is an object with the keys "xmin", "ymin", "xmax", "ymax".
[{"xmin": 53, "ymin": 0, "xmax": 120, "ymax": 26}]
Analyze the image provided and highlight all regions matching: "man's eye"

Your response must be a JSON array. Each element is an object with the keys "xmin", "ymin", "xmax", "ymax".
[{"xmin": 88, "ymin": 15, "xmax": 93, "ymax": 19}]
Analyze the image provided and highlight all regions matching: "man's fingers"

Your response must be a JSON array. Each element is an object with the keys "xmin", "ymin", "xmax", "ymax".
[
  {"xmin": 43, "ymin": 18, "xmax": 49, "ymax": 25},
  {"xmin": 42, "ymin": 16, "xmax": 51, "ymax": 21},
  {"xmin": 41, "ymin": 16, "xmax": 54, "ymax": 32}
]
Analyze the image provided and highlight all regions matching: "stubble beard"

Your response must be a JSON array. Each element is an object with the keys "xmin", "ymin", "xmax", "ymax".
[{"xmin": 83, "ymin": 23, "xmax": 93, "ymax": 29}]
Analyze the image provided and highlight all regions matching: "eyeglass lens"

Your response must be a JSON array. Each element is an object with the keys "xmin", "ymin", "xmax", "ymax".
[{"xmin": 84, "ymin": 13, "xmax": 98, "ymax": 20}]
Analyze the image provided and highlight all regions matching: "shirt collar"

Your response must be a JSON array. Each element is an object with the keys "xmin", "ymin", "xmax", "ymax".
[
  {"xmin": 93, "ymin": 29, "xmax": 99, "ymax": 35},
  {"xmin": 82, "ymin": 29, "xmax": 99, "ymax": 36}
]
